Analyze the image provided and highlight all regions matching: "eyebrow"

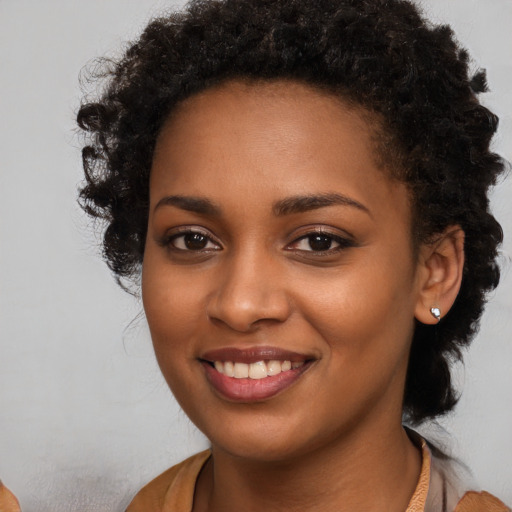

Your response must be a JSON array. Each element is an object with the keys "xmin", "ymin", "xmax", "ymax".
[
  {"xmin": 154, "ymin": 192, "xmax": 370, "ymax": 217},
  {"xmin": 273, "ymin": 193, "xmax": 370, "ymax": 217},
  {"xmin": 154, "ymin": 195, "xmax": 221, "ymax": 216}
]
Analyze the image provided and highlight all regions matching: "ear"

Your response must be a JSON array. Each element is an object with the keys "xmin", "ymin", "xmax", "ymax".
[{"xmin": 414, "ymin": 226, "xmax": 465, "ymax": 324}]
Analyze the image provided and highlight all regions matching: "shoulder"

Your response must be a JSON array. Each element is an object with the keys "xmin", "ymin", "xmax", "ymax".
[
  {"xmin": 126, "ymin": 450, "xmax": 211, "ymax": 512},
  {"xmin": 412, "ymin": 430, "xmax": 510, "ymax": 512},
  {"xmin": 455, "ymin": 491, "xmax": 510, "ymax": 512},
  {"xmin": 0, "ymin": 481, "xmax": 21, "ymax": 512}
]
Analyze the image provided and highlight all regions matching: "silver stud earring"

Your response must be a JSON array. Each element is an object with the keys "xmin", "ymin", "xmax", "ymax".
[{"xmin": 430, "ymin": 307, "xmax": 441, "ymax": 322}]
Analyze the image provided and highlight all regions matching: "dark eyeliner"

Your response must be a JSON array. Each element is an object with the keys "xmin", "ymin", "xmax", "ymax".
[
  {"xmin": 287, "ymin": 228, "xmax": 357, "ymax": 256},
  {"xmin": 157, "ymin": 227, "xmax": 220, "ymax": 252}
]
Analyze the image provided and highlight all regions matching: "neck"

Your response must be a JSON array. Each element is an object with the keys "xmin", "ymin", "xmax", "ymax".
[{"xmin": 194, "ymin": 419, "xmax": 422, "ymax": 512}]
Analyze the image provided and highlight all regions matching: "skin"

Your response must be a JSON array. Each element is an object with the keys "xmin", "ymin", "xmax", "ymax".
[{"xmin": 142, "ymin": 80, "xmax": 463, "ymax": 511}]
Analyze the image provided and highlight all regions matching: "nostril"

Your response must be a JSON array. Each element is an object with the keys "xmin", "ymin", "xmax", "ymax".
[{"xmin": 206, "ymin": 287, "xmax": 292, "ymax": 333}]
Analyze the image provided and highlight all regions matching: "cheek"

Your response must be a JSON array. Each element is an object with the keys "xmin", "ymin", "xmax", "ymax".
[
  {"xmin": 295, "ymin": 253, "xmax": 417, "ymax": 361},
  {"xmin": 142, "ymin": 252, "xmax": 206, "ymax": 357},
  {"xmin": 142, "ymin": 266, "xmax": 206, "ymax": 407}
]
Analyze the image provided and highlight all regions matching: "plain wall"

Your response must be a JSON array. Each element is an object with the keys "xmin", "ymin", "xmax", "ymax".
[{"xmin": 0, "ymin": 1, "xmax": 510, "ymax": 510}]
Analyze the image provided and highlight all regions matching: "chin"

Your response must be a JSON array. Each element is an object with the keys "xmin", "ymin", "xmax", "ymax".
[
  {"xmin": 196, "ymin": 412, "xmax": 310, "ymax": 462},
  {"xmin": 215, "ymin": 435, "xmax": 307, "ymax": 463},
  {"xmin": 205, "ymin": 415, "xmax": 339, "ymax": 465}
]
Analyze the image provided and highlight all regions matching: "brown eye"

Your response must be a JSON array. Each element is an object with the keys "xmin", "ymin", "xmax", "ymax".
[
  {"xmin": 169, "ymin": 231, "xmax": 220, "ymax": 251},
  {"xmin": 183, "ymin": 233, "xmax": 209, "ymax": 250},
  {"xmin": 292, "ymin": 234, "xmax": 340, "ymax": 252},
  {"xmin": 307, "ymin": 234, "xmax": 335, "ymax": 251},
  {"xmin": 288, "ymin": 230, "xmax": 355, "ymax": 255}
]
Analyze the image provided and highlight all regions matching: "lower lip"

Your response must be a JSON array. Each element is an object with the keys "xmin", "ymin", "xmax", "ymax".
[{"xmin": 202, "ymin": 361, "xmax": 311, "ymax": 402}]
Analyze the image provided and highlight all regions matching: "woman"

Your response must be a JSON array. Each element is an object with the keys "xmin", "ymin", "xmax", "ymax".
[{"xmin": 75, "ymin": 0, "xmax": 509, "ymax": 510}]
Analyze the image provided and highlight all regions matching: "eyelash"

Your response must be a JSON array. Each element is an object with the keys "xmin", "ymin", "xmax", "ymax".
[
  {"xmin": 286, "ymin": 230, "xmax": 355, "ymax": 255},
  {"xmin": 161, "ymin": 228, "xmax": 221, "ymax": 252},
  {"xmin": 160, "ymin": 227, "xmax": 355, "ymax": 256}
]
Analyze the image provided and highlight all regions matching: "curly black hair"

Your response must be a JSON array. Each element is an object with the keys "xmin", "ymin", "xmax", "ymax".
[{"xmin": 77, "ymin": 0, "xmax": 505, "ymax": 424}]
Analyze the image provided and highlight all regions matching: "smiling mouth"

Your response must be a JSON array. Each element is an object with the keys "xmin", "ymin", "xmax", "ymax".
[
  {"xmin": 199, "ymin": 347, "xmax": 314, "ymax": 401},
  {"xmin": 211, "ymin": 359, "xmax": 305, "ymax": 379}
]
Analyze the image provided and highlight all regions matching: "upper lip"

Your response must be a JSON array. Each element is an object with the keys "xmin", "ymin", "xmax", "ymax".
[{"xmin": 200, "ymin": 346, "xmax": 313, "ymax": 364}]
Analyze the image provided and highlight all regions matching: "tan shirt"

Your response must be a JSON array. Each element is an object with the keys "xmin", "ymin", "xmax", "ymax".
[
  {"xmin": 1, "ymin": 439, "xmax": 507, "ymax": 511},
  {"xmin": 0, "ymin": 481, "xmax": 21, "ymax": 512},
  {"xmin": 127, "ymin": 440, "xmax": 510, "ymax": 512}
]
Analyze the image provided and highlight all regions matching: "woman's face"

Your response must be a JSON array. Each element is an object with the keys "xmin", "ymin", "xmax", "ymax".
[{"xmin": 143, "ymin": 80, "xmax": 425, "ymax": 461}]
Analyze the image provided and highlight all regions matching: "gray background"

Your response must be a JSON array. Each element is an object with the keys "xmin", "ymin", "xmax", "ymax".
[{"xmin": 0, "ymin": 1, "xmax": 510, "ymax": 510}]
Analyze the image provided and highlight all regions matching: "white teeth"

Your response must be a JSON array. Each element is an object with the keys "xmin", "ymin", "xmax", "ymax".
[
  {"xmin": 212, "ymin": 359, "xmax": 305, "ymax": 379},
  {"xmin": 248, "ymin": 361, "xmax": 267, "ymax": 379},
  {"xmin": 224, "ymin": 360, "xmax": 235, "ymax": 377},
  {"xmin": 234, "ymin": 362, "xmax": 249, "ymax": 378},
  {"xmin": 266, "ymin": 360, "xmax": 282, "ymax": 376}
]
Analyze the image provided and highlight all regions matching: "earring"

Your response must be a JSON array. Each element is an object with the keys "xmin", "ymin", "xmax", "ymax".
[{"xmin": 430, "ymin": 307, "xmax": 441, "ymax": 322}]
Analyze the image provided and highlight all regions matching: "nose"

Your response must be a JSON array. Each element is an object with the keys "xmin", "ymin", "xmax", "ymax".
[{"xmin": 206, "ymin": 251, "xmax": 292, "ymax": 332}]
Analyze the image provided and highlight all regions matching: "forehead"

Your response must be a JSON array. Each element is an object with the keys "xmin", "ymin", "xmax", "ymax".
[
  {"xmin": 158, "ymin": 79, "xmax": 375, "ymax": 149},
  {"xmin": 150, "ymin": 79, "xmax": 410, "ymax": 224}
]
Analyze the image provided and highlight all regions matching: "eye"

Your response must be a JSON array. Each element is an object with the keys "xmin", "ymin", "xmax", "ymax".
[
  {"xmin": 295, "ymin": 234, "xmax": 338, "ymax": 252},
  {"xmin": 288, "ymin": 231, "xmax": 354, "ymax": 254},
  {"xmin": 167, "ymin": 230, "xmax": 220, "ymax": 252}
]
